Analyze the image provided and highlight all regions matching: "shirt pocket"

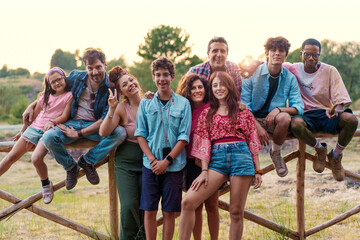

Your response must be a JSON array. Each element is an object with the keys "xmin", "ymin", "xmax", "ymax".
[{"xmin": 169, "ymin": 110, "xmax": 182, "ymax": 134}]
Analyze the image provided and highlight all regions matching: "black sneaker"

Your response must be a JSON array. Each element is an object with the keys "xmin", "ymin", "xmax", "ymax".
[
  {"xmin": 66, "ymin": 164, "xmax": 80, "ymax": 190},
  {"xmin": 78, "ymin": 156, "xmax": 100, "ymax": 185}
]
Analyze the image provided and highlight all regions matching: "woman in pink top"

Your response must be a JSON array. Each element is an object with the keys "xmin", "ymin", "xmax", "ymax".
[
  {"xmin": 0, "ymin": 67, "xmax": 73, "ymax": 204},
  {"xmin": 176, "ymin": 73, "xmax": 220, "ymax": 240},
  {"xmin": 179, "ymin": 71, "xmax": 262, "ymax": 240},
  {"xmin": 99, "ymin": 66, "xmax": 145, "ymax": 240}
]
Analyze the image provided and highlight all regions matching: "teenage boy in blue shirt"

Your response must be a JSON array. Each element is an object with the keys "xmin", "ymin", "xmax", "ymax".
[
  {"xmin": 241, "ymin": 37, "xmax": 304, "ymax": 178},
  {"xmin": 135, "ymin": 57, "xmax": 191, "ymax": 240}
]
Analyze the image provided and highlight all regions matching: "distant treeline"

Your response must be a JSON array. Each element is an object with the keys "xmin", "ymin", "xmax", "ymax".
[{"xmin": 1, "ymin": 25, "xmax": 360, "ymax": 124}]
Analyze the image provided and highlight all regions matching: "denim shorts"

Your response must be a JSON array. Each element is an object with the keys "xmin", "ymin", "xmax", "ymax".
[
  {"xmin": 22, "ymin": 126, "xmax": 44, "ymax": 145},
  {"xmin": 209, "ymin": 141, "xmax": 255, "ymax": 177},
  {"xmin": 296, "ymin": 109, "xmax": 350, "ymax": 135},
  {"xmin": 140, "ymin": 166, "xmax": 183, "ymax": 212}
]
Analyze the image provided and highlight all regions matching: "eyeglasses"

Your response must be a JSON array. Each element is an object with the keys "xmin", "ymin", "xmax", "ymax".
[
  {"xmin": 302, "ymin": 52, "xmax": 320, "ymax": 59},
  {"xmin": 49, "ymin": 77, "xmax": 64, "ymax": 85}
]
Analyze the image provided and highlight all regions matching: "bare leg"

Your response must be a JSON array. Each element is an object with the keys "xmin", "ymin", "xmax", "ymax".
[
  {"xmin": 193, "ymin": 203, "xmax": 203, "ymax": 240},
  {"xmin": 179, "ymin": 170, "xmax": 227, "ymax": 240},
  {"xmin": 31, "ymin": 140, "xmax": 49, "ymax": 180},
  {"xmin": 337, "ymin": 112, "xmax": 358, "ymax": 147},
  {"xmin": 162, "ymin": 211, "xmax": 176, "ymax": 240},
  {"xmin": 291, "ymin": 117, "xmax": 316, "ymax": 146},
  {"xmin": 144, "ymin": 210, "xmax": 157, "ymax": 240},
  {"xmin": 229, "ymin": 175, "xmax": 253, "ymax": 240},
  {"xmin": 0, "ymin": 137, "xmax": 33, "ymax": 176},
  {"xmin": 273, "ymin": 112, "xmax": 291, "ymax": 145},
  {"xmin": 205, "ymin": 191, "xmax": 219, "ymax": 240}
]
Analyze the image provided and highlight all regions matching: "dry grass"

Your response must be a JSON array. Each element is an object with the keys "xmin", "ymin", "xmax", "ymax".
[{"xmin": 0, "ymin": 139, "xmax": 360, "ymax": 239}]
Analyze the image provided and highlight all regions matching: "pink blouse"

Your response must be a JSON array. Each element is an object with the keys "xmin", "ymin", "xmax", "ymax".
[
  {"xmin": 123, "ymin": 100, "xmax": 138, "ymax": 143},
  {"xmin": 190, "ymin": 107, "xmax": 260, "ymax": 163},
  {"xmin": 186, "ymin": 102, "xmax": 210, "ymax": 158}
]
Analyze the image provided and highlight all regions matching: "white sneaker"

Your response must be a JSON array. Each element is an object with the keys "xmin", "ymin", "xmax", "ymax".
[{"xmin": 42, "ymin": 181, "xmax": 54, "ymax": 204}]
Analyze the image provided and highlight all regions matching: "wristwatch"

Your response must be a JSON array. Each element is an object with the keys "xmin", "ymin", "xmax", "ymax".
[{"xmin": 166, "ymin": 155, "xmax": 173, "ymax": 165}]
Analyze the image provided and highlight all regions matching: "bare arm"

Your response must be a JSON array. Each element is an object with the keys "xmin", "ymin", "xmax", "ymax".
[
  {"xmin": 100, "ymin": 89, "xmax": 124, "ymax": 137},
  {"xmin": 191, "ymin": 159, "xmax": 210, "ymax": 191},
  {"xmin": 253, "ymin": 155, "xmax": 262, "ymax": 189},
  {"xmin": 254, "ymin": 117, "xmax": 270, "ymax": 146},
  {"xmin": 22, "ymin": 100, "xmax": 38, "ymax": 125},
  {"xmin": 137, "ymin": 136, "xmax": 157, "ymax": 163}
]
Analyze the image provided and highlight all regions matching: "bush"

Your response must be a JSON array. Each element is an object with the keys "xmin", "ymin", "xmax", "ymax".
[{"xmin": 10, "ymin": 95, "xmax": 29, "ymax": 119}]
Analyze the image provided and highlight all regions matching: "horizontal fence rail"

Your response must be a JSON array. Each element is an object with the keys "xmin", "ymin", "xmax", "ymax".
[{"xmin": 0, "ymin": 129, "xmax": 359, "ymax": 239}]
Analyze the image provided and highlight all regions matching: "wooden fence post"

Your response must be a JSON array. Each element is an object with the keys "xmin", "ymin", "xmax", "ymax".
[
  {"xmin": 108, "ymin": 149, "xmax": 119, "ymax": 240},
  {"xmin": 296, "ymin": 141, "xmax": 306, "ymax": 239}
]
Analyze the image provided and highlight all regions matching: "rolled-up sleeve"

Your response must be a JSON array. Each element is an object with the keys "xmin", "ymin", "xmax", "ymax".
[
  {"xmin": 241, "ymin": 77, "xmax": 253, "ymax": 111},
  {"xmin": 134, "ymin": 99, "xmax": 148, "ymax": 138},
  {"xmin": 288, "ymin": 75, "xmax": 304, "ymax": 115},
  {"xmin": 176, "ymin": 100, "xmax": 191, "ymax": 143}
]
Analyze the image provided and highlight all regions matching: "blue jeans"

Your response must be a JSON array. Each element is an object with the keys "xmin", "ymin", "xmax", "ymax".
[{"xmin": 42, "ymin": 119, "xmax": 126, "ymax": 171}]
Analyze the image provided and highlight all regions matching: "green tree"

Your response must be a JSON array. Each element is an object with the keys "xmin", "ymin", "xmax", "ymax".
[
  {"xmin": 137, "ymin": 25, "xmax": 191, "ymax": 62},
  {"xmin": 320, "ymin": 39, "xmax": 360, "ymax": 102},
  {"xmin": 107, "ymin": 55, "xmax": 127, "ymax": 70},
  {"xmin": 286, "ymin": 48, "xmax": 301, "ymax": 63},
  {"xmin": 129, "ymin": 61, "xmax": 154, "ymax": 92},
  {"xmin": 0, "ymin": 64, "xmax": 8, "ymax": 77},
  {"xmin": 50, "ymin": 49, "xmax": 77, "ymax": 71}
]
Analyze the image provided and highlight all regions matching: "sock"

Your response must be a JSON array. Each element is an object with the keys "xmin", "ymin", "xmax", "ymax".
[
  {"xmin": 333, "ymin": 142, "xmax": 345, "ymax": 158},
  {"xmin": 313, "ymin": 139, "xmax": 321, "ymax": 149},
  {"xmin": 272, "ymin": 143, "xmax": 281, "ymax": 152},
  {"xmin": 41, "ymin": 178, "xmax": 50, "ymax": 187}
]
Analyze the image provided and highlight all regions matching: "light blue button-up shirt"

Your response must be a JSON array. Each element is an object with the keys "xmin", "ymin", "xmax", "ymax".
[
  {"xmin": 135, "ymin": 92, "xmax": 191, "ymax": 172},
  {"xmin": 241, "ymin": 63, "xmax": 304, "ymax": 115}
]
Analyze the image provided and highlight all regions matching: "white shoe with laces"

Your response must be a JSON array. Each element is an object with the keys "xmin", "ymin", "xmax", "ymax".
[{"xmin": 42, "ymin": 181, "xmax": 54, "ymax": 204}]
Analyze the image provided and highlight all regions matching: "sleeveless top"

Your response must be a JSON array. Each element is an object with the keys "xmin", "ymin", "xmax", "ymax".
[{"xmin": 123, "ymin": 100, "xmax": 138, "ymax": 143}]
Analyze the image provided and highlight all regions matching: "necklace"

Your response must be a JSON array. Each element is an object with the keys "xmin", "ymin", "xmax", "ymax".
[{"xmin": 269, "ymin": 73, "xmax": 279, "ymax": 79}]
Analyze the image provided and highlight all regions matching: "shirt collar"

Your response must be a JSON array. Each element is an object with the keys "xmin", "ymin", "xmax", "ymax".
[{"xmin": 261, "ymin": 63, "xmax": 285, "ymax": 77}]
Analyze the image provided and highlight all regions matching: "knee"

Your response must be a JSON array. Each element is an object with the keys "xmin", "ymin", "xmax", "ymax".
[
  {"xmin": 205, "ymin": 198, "xmax": 218, "ymax": 214},
  {"xmin": 110, "ymin": 126, "xmax": 127, "ymax": 143},
  {"xmin": 181, "ymin": 196, "xmax": 197, "ymax": 212},
  {"xmin": 41, "ymin": 129, "xmax": 60, "ymax": 148},
  {"xmin": 291, "ymin": 117, "xmax": 306, "ymax": 134},
  {"xmin": 341, "ymin": 113, "xmax": 358, "ymax": 129},
  {"xmin": 121, "ymin": 200, "xmax": 138, "ymax": 212},
  {"xmin": 277, "ymin": 113, "xmax": 291, "ymax": 126},
  {"xmin": 31, "ymin": 155, "xmax": 41, "ymax": 166},
  {"xmin": 229, "ymin": 206, "xmax": 244, "ymax": 223}
]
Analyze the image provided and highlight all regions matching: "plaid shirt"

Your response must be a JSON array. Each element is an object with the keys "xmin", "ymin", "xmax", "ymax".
[{"xmin": 188, "ymin": 61, "xmax": 242, "ymax": 91}]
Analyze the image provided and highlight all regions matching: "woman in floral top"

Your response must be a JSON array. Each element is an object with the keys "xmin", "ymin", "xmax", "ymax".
[{"xmin": 179, "ymin": 71, "xmax": 262, "ymax": 240}]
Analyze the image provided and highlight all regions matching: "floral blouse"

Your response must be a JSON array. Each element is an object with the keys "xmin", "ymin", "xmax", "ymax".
[{"xmin": 190, "ymin": 107, "xmax": 260, "ymax": 163}]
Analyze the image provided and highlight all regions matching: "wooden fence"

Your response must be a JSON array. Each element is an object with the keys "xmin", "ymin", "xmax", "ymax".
[{"xmin": 0, "ymin": 130, "xmax": 359, "ymax": 239}]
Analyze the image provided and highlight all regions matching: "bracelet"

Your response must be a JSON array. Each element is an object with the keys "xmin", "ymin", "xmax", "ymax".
[
  {"xmin": 77, "ymin": 129, "xmax": 83, "ymax": 137},
  {"xmin": 49, "ymin": 120, "xmax": 57, "ymax": 126},
  {"xmin": 255, "ymin": 169, "xmax": 264, "ymax": 175},
  {"xmin": 201, "ymin": 169, "xmax": 208, "ymax": 172},
  {"xmin": 276, "ymin": 107, "xmax": 281, "ymax": 113}
]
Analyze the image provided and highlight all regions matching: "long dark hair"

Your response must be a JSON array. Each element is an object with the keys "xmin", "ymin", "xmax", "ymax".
[
  {"xmin": 207, "ymin": 71, "xmax": 240, "ymax": 125},
  {"xmin": 42, "ymin": 67, "xmax": 70, "ymax": 111},
  {"xmin": 176, "ymin": 73, "xmax": 209, "ymax": 108}
]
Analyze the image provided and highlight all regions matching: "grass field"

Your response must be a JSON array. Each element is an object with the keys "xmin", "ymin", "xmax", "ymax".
[{"xmin": 0, "ymin": 136, "xmax": 359, "ymax": 239}]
